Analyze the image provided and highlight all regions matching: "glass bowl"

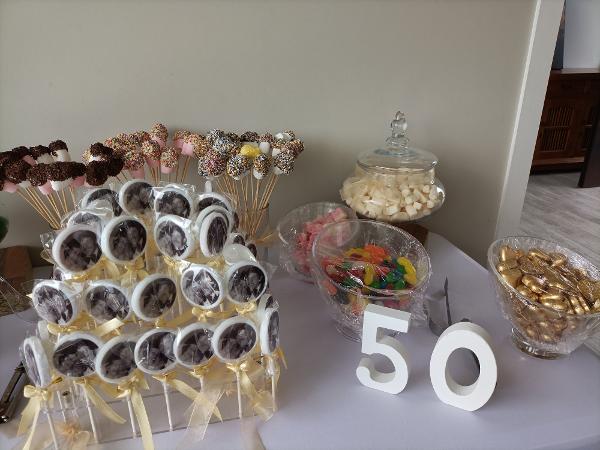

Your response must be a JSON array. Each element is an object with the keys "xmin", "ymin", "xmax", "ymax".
[
  {"xmin": 277, "ymin": 202, "xmax": 356, "ymax": 282},
  {"xmin": 487, "ymin": 236, "xmax": 600, "ymax": 359},
  {"xmin": 310, "ymin": 219, "xmax": 431, "ymax": 341}
]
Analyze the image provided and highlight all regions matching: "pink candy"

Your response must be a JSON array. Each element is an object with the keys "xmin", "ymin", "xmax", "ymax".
[{"xmin": 293, "ymin": 207, "xmax": 349, "ymax": 275}]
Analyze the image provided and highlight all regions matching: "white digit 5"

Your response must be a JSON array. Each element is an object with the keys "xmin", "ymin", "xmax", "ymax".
[
  {"xmin": 429, "ymin": 322, "xmax": 497, "ymax": 411},
  {"xmin": 356, "ymin": 304, "xmax": 411, "ymax": 394}
]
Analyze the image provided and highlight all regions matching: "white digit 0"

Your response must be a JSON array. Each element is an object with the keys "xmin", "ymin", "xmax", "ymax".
[
  {"xmin": 356, "ymin": 304, "xmax": 411, "ymax": 394},
  {"xmin": 429, "ymin": 321, "xmax": 497, "ymax": 411}
]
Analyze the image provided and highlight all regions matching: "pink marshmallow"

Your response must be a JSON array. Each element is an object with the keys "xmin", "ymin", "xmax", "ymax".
[
  {"xmin": 181, "ymin": 142, "xmax": 194, "ymax": 156},
  {"xmin": 72, "ymin": 175, "xmax": 85, "ymax": 188},
  {"xmin": 146, "ymin": 158, "xmax": 159, "ymax": 169},
  {"xmin": 151, "ymin": 137, "xmax": 165, "ymax": 149},
  {"xmin": 129, "ymin": 168, "xmax": 145, "ymax": 179},
  {"xmin": 22, "ymin": 155, "xmax": 35, "ymax": 165},
  {"xmin": 174, "ymin": 138, "xmax": 184, "ymax": 150},
  {"xmin": 2, "ymin": 181, "xmax": 18, "ymax": 193},
  {"xmin": 38, "ymin": 182, "xmax": 53, "ymax": 195},
  {"xmin": 161, "ymin": 166, "xmax": 174, "ymax": 174}
]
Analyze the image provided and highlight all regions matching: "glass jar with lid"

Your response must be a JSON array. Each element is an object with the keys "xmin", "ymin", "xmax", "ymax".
[{"xmin": 340, "ymin": 111, "xmax": 445, "ymax": 223}]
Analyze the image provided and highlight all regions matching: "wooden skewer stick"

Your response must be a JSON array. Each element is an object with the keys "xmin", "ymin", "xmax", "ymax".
[
  {"xmin": 69, "ymin": 186, "xmax": 77, "ymax": 208},
  {"xmin": 17, "ymin": 190, "xmax": 53, "ymax": 227},
  {"xmin": 61, "ymin": 188, "xmax": 69, "ymax": 214},
  {"xmin": 26, "ymin": 188, "xmax": 60, "ymax": 228}
]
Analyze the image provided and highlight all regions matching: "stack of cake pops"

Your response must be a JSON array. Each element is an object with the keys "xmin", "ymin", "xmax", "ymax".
[{"xmin": 15, "ymin": 178, "xmax": 283, "ymax": 450}]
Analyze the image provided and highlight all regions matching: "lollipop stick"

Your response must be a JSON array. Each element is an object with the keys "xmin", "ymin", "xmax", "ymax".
[
  {"xmin": 69, "ymin": 384, "xmax": 80, "ymax": 419},
  {"xmin": 235, "ymin": 371, "xmax": 243, "ymax": 420},
  {"xmin": 61, "ymin": 189, "xmax": 69, "ymax": 214},
  {"xmin": 162, "ymin": 381, "xmax": 174, "ymax": 431},
  {"xmin": 81, "ymin": 387, "xmax": 98, "ymax": 443},
  {"xmin": 271, "ymin": 375, "xmax": 277, "ymax": 412},
  {"xmin": 56, "ymin": 391, "xmax": 68, "ymax": 422},
  {"xmin": 17, "ymin": 190, "xmax": 52, "ymax": 227},
  {"xmin": 126, "ymin": 394, "xmax": 137, "ymax": 439},
  {"xmin": 175, "ymin": 159, "xmax": 180, "ymax": 184},
  {"xmin": 44, "ymin": 400, "xmax": 59, "ymax": 450}
]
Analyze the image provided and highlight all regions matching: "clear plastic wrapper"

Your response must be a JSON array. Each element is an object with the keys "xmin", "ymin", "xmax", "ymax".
[
  {"xmin": 174, "ymin": 323, "xmax": 215, "ymax": 368},
  {"xmin": 277, "ymin": 202, "xmax": 356, "ymax": 282},
  {"xmin": 95, "ymin": 335, "xmax": 138, "ymax": 383},
  {"xmin": 134, "ymin": 328, "xmax": 177, "ymax": 375},
  {"xmin": 51, "ymin": 224, "xmax": 103, "ymax": 274},
  {"xmin": 65, "ymin": 202, "xmax": 114, "ymax": 231},
  {"xmin": 52, "ymin": 332, "xmax": 103, "ymax": 378},
  {"xmin": 21, "ymin": 335, "xmax": 53, "ymax": 388},
  {"xmin": 212, "ymin": 316, "xmax": 258, "ymax": 363},
  {"xmin": 101, "ymin": 215, "xmax": 147, "ymax": 264},
  {"xmin": 84, "ymin": 280, "xmax": 131, "ymax": 322},
  {"xmin": 180, "ymin": 264, "xmax": 224, "ymax": 310},
  {"xmin": 225, "ymin": 261, "xmax": 268, "ymax": 305},
  {"xmin": 310, "ymin": 219, "xmax": 430, "ymax": 341},
  {"xmin": 153, "ymin": 184, "xmax": 194, "ymax": 219},
  {"xmin": 131, "ymin": 274, "xmax": 177, "ymax": 321},
  {"xmin": 119, "ymin": 179, "xmax": 155, "ymax": 218},
  {"xmin": 31, "ymin": 279, "xmax": 79, "ymax": 326},
  {"xmin": 154, "ymin": 214, "xmax": 195, "ymax": 260},
  {"xmin": 195, "ymin": 206, "xmax": 230, "ymax": 257},
  {"xmin": 196, "ymin": 191, "xmax": 233, "ymax": 216},
  {"xmin": 80, "ymin": 186, "xmax": 123, "ymax": 216},
  {"xmin": 259, "ymin": 308, "xmax": 279, "ymax": 356}
]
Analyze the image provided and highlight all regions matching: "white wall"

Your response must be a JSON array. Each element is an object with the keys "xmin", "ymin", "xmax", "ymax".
[
  {"xmin": 0, "ymin": 0, "xmax": 539, "ymax": 263},
  {"xmin": 564, "ymin": 0, "xmax": 600, "ymax": 69}
]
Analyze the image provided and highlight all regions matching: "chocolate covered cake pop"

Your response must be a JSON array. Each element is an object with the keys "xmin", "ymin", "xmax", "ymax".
[
  {"xmin": 205, "ymin": 129, "xmax": 225, "ymax": 146},
  {"xmin": 85, "ymin": 161, "xmax": 109, "ymax": 186},
  {"xmin": 198, "ymin": 150, "xmax": 227, "ymax": 178},
  {"xmin": 142, "ymin": 140, "xmax": 162, "ymax": 169},
  {"xmin": 240, "ymin": 131, "xmax": 259, "ymax": 143},
  {"xmin": 273, "ymin": 150, "xmax": 295, "ymax": 175},
  {"xmin": 174, "ymin": 130, "xmax": 191, "ymax": 150},
  {"xmin": 150, "ymin": 123, "xmax": 168, "ymax": 148},
  {"xmin": 30, "ymin": 145, "xmax": 54, "ymax": 164},
  {"xmin": 284, "ymin": 140, "xmax": 304, "ymax": 157},
  {"xmin": 106, "ymin": 157, "xmax": 125, "ymax": 178},
  {"xmin": 226, "ymin": 155, "xmax": 252, "ymax": 180},
  {"xmin": 49, "ymin": 140, "xmax": 70, "ymax": 162},
  {"xmin": 252, "ymin": 154, "xmax": 272, "ymax": 180},
  {"xmin": 123, "ymin": 151, "xmax": 145, "ymax": 179},
  {"xmin": 160, "ymin": 147, "xmax": 179, "ymax": 174}
]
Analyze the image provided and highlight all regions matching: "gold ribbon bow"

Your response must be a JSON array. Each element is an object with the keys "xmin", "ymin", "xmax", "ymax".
[
  {"xmin": 73, "ymin": 378, "xmax": 125, "ymax": 425},
  {"xmin": 17, "ymin": 378, "xmax": 62, "ymax": 450},
  {"xmin": 47, "ymin": 313, "xmax": 124, "ymax": 337},
  {"xmin": 226, "ymin": 359, "xmax": 273, "ymax": 421},
  {"xmin": 117, "ymin": 371, "xmax": 153, "ymax": 450},
  {"xmin": 55, "ymin": 421, "xmax": 91, "ymax": 450},
  {"xmin": 120, "ymin": 256, "xmax": 149, "ymax": 287},
  {"xmin": 191, "ymin": 306, "xmax": 235, "ymax": 323},
  {"xmin": 67, "ymin": 257, "xmax": 120, "ymax": 283},
  {"xmin": 234, "ymin": 301, "xmax": 257, "ymax": 315}
]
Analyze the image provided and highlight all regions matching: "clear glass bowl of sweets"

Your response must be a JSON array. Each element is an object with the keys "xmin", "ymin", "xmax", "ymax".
[
  {"xmin": 340, "ymin": 111, "xmax": 445, "ymax": 224},
  {"xmin": 488, "ymin": 237, "xmax": 600, "ymax": 359},
  {"xmin": 277, "ymin": 202, "xmax": 356, "ymax": 282},
  {"xmin": 310, "ymin": 219, "xmax": 431, "ymax": 341}
]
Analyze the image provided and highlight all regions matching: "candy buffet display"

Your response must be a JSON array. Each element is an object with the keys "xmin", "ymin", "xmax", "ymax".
[
  {"xmin": 2, "ymin": 169, "xmax": 285, "ymax": 449},
  {"xmin": 488, "ymin": 236, "xmax": 600, "ymax": 359},
  {"xmin": 310, "ymin": 219, "xmax": 430, "ymax": 341},
  {"xmin": 340, "ymin": 112, "xmax": 445, "ymax": 223},
  {"xmin": 277, "ymin": 202, "xmax": 356, "ymax": 281}
]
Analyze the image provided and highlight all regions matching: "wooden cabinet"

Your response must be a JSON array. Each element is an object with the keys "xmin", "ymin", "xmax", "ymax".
[{"xmin": 532, "ymin": 69, "xmax": 600, "ymax": 171}]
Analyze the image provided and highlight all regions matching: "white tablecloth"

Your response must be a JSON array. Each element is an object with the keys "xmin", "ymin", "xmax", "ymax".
[{"xmin": 1, "ymin": 233, "xmax": 599, "ymax": 449}]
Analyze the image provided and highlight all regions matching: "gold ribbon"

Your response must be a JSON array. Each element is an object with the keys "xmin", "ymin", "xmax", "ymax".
[
  {"xmin": 226, "ymin": 359, "xmax": 273, "ymax": 421},
  {"xmin": 153, "ymin": 372, "xmax": 223, "ymax": 422},
  {"xmin": 117, "ymin": 371, "xmax": 153, "ymax": 450},
  {"xmin": 73, "ymin": 378, "xmax": 125, "ymax": 425},
  {"xmin": 234, "ymin": 302, "xmax": 257, "ymax": 315},
  {"xmin": 68, "ymin": 257, "xmax": 120, "ymax": 283},
  {"xmin": 191, "ymin": 306, "xmax": 235, "ymax": 322},
  {"xmin": 17, "ymin": 378, "xmax": 62, "ymax": 450},
  {"xmin": 275, "ymin": 347, "xmax": 288, "ymax": 370},
  {"xmin": 55, "ymin": 421, "xmax": 91, "ymax": 450},
  {"xmin": 46, "ymin": 313, "xmax": 123, "ymax": 337},
  {"xmin": 119, "ymin": 256, "xmax": 149, "ymax": 287}
]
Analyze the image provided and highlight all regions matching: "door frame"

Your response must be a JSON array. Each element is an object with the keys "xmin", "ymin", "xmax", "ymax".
[{"xmin": 494, "ymin": 0, "xmax": 565, "ymax": 239}]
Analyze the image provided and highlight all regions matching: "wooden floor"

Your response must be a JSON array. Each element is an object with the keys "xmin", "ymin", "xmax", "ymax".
[{"xmin": 519, "ymin": 172, "xmax": 600, "ymax": 267}]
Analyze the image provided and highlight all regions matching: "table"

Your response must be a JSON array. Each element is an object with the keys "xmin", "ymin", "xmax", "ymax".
[{"xmin": 1, "ymin": 233, "xmax": 599, "ymax": 449}]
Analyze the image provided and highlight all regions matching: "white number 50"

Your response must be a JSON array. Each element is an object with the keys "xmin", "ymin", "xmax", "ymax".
[{"xmin": 356, "ymin": 304, "xmax": 497, "ymax": 411}]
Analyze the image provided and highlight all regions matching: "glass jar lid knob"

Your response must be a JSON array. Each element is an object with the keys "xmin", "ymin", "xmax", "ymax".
[{"xmin": 386, "ymin": 111, "xmax": 409, "ymax": 148}]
